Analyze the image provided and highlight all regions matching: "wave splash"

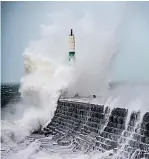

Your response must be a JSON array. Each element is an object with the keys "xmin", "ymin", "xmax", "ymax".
[
  {"xmin": 1, "ymin": 52, "xmax": 74, "ymax": 144},
  {"xmin": 1, "ymin": 4, "xmax": 145, "ymax": 159}
]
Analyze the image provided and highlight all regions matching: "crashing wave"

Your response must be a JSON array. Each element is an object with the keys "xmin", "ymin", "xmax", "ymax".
[{"xmin": 1, "ymin": 52, "xmax": 74, "ymax": 144}]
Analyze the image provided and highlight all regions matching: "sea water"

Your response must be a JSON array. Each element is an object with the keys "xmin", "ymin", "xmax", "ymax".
[{"xmin": 1, "ymin": 3, "xmax": 149, "ymax": 159}]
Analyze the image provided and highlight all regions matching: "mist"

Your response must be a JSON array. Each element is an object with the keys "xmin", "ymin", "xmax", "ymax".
[
  {"xmin": 23, "ymin": 2, "xmax": 124, "ymax": 97},
  {"xmin": 1, "ymin": 3, "xmax": 149, "ymax": 158},
  {"xmin": 2, "ymin": 2, "xmax": 149, "ymax": 84}
]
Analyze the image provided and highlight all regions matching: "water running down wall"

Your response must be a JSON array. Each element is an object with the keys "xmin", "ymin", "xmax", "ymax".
[{"xmin": 42, "ymin": 99, "xmax": 149, "ymax": 159}]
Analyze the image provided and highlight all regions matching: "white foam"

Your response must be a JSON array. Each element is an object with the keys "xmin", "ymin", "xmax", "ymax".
[
  {"xmin": 1, "ymin": 2, "xmax": 149, "ymax": 159},
  {"xmin": 1, "ymin": 54, "xmax": 74, "ymax": 144}
]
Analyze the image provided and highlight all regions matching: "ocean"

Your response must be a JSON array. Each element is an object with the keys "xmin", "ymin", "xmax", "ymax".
[
  {"xmin": 1, "ymin": 3, "xmax": 149, "ymax": 157},
  {"xmin": 1, "ymin": 84, "xmax": 20, "ymax": 107},
  {"xmin": 1, "ymin": 81, "xmax": 149, "ymax": 159}
]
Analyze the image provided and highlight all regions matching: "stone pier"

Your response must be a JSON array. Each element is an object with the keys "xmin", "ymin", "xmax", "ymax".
[{"xmin": 42, "ymin": 99, "xmax": 149, "ymax": 158}]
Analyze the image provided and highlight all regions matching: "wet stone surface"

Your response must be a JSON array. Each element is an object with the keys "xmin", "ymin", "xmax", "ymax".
[{"xmin": 41, "ymin": 100, "xmax": 149, "ymax": 158}]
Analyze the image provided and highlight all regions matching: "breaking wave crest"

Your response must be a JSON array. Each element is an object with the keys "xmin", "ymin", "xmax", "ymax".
[
  {"xmin": 1, "ymin": 52, "xmax": 74, "ymax": 144},
  {"xmin": 1, "ymin": 3, "xmax": 149, "ymax": 159},
  {"xmin": 1, "ymin": 8, "xmax": 120, "ymax": 144}
]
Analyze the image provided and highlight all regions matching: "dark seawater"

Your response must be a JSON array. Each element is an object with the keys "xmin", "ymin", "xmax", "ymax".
[{"xmin": 1, "ymin": 84, "xmax": 21, "ymax": 107}]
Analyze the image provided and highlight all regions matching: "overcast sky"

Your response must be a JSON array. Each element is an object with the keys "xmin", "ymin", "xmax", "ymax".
[{"xmin": 1, "ymin": 1, "xmax": 149, "ymax": 84}]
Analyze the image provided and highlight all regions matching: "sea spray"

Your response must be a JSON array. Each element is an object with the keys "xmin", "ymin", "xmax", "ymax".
[
  {"xmin": 1, "ymin": 53, "xmax": 74, "ymax": 144},
  {"xmin": 112, "ymin": 100, "xmax": 145, "ymax": 159},
  {"xmin": 8, "ymin": 140, "xmax": 41, "ymax": 159},
  {"xmin": 2, "ymin": 3, "xmax": 149, "ymax": 159},
  {"xmin": 1, "ymin": 8, "xmax": 119, "ymax": 146},
  {"xmin": 2, "ymin": 99, "xmax": 148, "ymax": 159},
  {"xmin": 99, "ymin": 97, "xmax": 119, "ymax": 134},
  {"xmin": 16, "ymin": 7, "xmax": 121, "ymax": 141},
  {"xmin": 20, "ymin": 53, "xmax": 75, "ymax": 134}
]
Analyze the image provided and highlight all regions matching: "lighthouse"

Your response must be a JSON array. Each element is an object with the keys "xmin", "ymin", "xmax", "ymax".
[{"xmin": 69, "ymin": 29, "xmax": 75, "ymax": 64}]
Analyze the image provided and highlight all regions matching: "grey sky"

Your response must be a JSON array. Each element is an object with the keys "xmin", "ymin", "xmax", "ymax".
[{"xmin": 1, "ymin": 1, "xmax": 149, "ymax": 84}]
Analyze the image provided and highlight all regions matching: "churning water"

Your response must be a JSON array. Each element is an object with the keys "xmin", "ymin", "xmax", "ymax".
[{"xmin": 1, "ymin": 2, "xmax": 149, "ymax": 159}]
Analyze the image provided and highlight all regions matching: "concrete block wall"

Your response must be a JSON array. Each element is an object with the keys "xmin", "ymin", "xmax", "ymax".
[{"xmin": 42, "ymin": 100, "xmax": 149, "ymax": 158}]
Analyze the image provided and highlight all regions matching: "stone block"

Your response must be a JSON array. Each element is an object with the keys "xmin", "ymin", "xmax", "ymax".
[{"xmin": 41, "ymin": 99, "xmax": 149, "ymax": 157}]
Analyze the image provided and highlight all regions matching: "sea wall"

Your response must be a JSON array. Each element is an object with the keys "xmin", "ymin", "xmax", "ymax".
[{"xmin": 43, "ymin": 99, "xmax": 149, "ymax": 158}]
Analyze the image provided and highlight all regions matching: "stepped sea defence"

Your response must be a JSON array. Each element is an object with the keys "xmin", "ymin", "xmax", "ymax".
[{"xmin": 42, "ymin": 100, "xmax": 149, "ymax": 158}]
